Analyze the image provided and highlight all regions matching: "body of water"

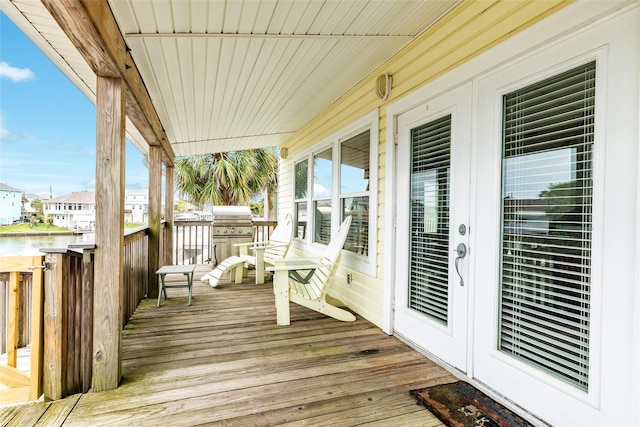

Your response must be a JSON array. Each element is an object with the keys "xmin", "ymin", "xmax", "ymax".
[{"xmin": 0, "ymin": 235, "xmax": 89, "ymax": 257}]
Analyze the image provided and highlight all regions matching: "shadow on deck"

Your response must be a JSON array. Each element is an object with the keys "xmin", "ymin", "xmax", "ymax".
[{"xmin": 0, "ymin": 266, "xmax": 456, "ymax": 426}]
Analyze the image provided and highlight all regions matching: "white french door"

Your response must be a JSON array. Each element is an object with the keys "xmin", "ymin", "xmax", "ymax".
[{"xmin": 393, "ymin": 83, "xmax": 472, "ymax": 372}]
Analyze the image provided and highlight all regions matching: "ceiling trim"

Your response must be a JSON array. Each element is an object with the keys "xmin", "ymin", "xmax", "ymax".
[
  {"xmin": 173, "ymin": 131, "xmax": 297, "ymax": 145},
  {"xmin": 125, "ymin": 33, "xmax": 414, "ymax": 41}
]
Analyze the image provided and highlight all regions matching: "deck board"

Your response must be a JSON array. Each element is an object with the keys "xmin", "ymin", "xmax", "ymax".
[{"xmin": 0, "ymin": 266, "xmax": 455, "ymax": 426}]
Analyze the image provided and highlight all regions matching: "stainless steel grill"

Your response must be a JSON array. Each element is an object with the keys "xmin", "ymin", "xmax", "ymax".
[{"xmin": 211, "ymin": 206, "xmax": 253, "ymax": 265}]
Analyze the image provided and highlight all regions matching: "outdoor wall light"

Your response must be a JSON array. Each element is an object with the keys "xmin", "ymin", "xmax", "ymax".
[{"xmin": 375, "ymin": 73, "xmax": 392, "ymax": 101}]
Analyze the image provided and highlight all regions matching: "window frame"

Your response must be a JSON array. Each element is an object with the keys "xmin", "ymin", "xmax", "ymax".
[
  {"xmin": 473, "ymin": 51, "xmax": 608, "ymax": 408},
  {"xmin": 292, "ymin": 109, "xmax": 379, "ymax": 276},
  {"xmin": 497, "ymin": 61, "xmax": 596, "ymax": 392},
  {"xmin": 293, "ymin": 158, "xmax": 310, "ymax": 240},
  {"xmin": 312, "ymin": 146, "xmax": 334, "ymax": 245}
]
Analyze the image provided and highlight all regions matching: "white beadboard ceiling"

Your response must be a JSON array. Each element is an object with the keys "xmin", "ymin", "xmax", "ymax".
[{"xmin": 2, "ymin": 0, "xmax": 459, "ymax": 158}]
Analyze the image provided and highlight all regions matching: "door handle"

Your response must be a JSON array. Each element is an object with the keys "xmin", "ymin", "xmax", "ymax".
[{"xmin": 454, "ymin": 243, "xmax": 467, "ymax": 287}]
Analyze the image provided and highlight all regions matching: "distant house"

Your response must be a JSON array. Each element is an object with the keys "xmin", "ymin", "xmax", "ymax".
[
  {"xmin": 124, "ymin": 188, "xmax": 148, "ymax": 224},
  {"xmin": 43, "ymin": 189, "xmax": 160, "ymax": 229},
  {"xmin": 123, "ymin": 188, "xmax": 169, "ymax": 224},
  {"xmin": 22, "ymin": 192, "xmax": 47, "ymax": 220},
  {"xmin": 44, "ymin": 190, "xmax": 96, "ymax": 231},
  {"xmin": 0, "ymin": 183, "xmax": 23, "ymax": 225}
]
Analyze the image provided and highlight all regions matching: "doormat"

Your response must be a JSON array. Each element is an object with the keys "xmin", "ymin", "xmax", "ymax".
[{"xmin": 410, "ymin": 381, "xmax": 533, "ymax": 427}]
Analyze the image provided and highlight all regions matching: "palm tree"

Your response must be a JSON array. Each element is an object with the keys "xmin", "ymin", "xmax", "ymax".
[{"xmin": 175, "ymin": 148, "xmax": 278, "ymax": 217}]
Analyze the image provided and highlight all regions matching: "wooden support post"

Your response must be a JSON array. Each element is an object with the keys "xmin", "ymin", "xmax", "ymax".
[
  {"xmin": 29, "ymin": 255, "xmax": 44, "ymax": 400},
  {"xmin": 164, "ymin": 165, "xmax": 174, "ymax": 266},
  {"xmin": 148, "ymin": 145, "xmax": 162, "ymax": 299},
  {"xmin": 93, "ymin": 75, "xmax": 125, "ymax": 392},
  {"xmin": 7, "ymin": 272, "xmax": 19, "ymax": 368},
  {"xmin": 43, "ymin": 253, "xmax": 65, "ymax": 400}
]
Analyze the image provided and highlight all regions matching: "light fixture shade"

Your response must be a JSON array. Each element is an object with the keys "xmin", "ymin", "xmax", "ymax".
[{"xmin": 375, "ymin": 73, "xmax": 392, "ymax": 101}]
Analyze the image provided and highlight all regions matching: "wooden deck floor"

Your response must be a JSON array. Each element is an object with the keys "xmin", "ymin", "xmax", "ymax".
[{"xmin": 0, "ymin": 266, "xmax": 456, "ymax": 426}]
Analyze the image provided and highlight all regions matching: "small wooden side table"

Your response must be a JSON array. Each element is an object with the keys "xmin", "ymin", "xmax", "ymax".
[{"xmin": 156, "ymin": 264, "xmax": 196, "ymax": 307}]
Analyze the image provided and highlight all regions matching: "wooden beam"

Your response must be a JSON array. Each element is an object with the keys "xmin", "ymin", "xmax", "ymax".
[
  {"xmin": 148, "ymin": 145, "xmax": 162, "ymax": 299},
  {"xmin": 93, "ymin": 75, "xmax": 125, "ymax": 392},
  {"xmin": 41, "ymin": 0, "xmax": 175, "ymax": 166},
  {"xmin": 40, "ymin": 0, "xmax": 119, "ymax": 77}
]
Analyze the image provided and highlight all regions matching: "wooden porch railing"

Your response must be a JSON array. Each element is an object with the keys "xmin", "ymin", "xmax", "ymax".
[
  {"xmin": 253, "ymin": 220, "xmax": 278, "ymax": 243},
  {"xmin": 173, "ymin": 220, "xmax": 213, "ymax": 265},
  {"xmin": 0, "ymin": 219, "xmax": 276, "ymax": 402},
  {"xmin": 0, "ymin": 227, "xmax": 151, "ymax": 402},
  {"xmin": 172, "ymin": 219, "xmax": 278, "ymax": 265},
  {"xmin": 42, "ymin": 247, "xmax": 90, "ymax": 399},
  {"xmin": 0, "ymin": 256, "xmax": 45, "ymax": 403},
  {"xmin": 123, "ymin": 227, "xmax": 149, "ymax": 324}
]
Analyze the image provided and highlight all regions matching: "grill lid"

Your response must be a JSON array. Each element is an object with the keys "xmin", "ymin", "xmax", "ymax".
[{"xmin": 210, "ymin": 206, "xmax": 252, "ymax": 223}]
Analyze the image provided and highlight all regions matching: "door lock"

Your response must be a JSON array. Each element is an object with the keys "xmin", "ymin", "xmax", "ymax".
[{"xmin": 454, "ymin": 243, "xmax": 467, "ymax": 287}]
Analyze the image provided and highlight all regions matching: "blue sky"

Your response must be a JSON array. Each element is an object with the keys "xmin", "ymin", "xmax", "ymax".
[{"xmin": 0, "ymin": 12, "xmax": 149, "ymax": 199}]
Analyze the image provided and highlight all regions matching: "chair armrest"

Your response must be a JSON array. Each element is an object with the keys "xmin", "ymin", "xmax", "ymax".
[
  {"xmin": 266, "ymin": 257, "xmax": 325, "ymax": 272},
  {"xmin": 232, "ymin": 241, "xmax": 288, "ymax": 249},
  {"xmin": 232, "ymin": 241, "xmax": 258, "ymax": 248}
]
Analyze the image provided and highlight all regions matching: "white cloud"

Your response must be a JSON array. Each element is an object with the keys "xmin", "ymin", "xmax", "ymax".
[
  {"xmin": 313, "ymin": 183, "xmax": 330, "ymax": 197},
  {"xmin": 0, "ymin": 61, "xmax": 35, "ymax": 82}
]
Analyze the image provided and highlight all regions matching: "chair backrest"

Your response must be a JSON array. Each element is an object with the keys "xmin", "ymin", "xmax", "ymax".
[
  {"xmin": 300, "ymin": 215, "xmax": 352, "ymax": 299},
  {"xmin": 265, "ymin": 214, "xmax": 294, "ymax": 259},
  {"xmin": 323, "ymin": 215, "xmax": 352, "ymax": 264}
]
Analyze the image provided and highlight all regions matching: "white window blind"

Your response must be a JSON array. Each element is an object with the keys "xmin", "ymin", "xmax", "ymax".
[
  {"xmin": 499, "ymin": 61, "xmax": 595, "ymax": 391},
  {"xmin": 409, "ymin": 115, "xmax": 451, "ymax": 325}
]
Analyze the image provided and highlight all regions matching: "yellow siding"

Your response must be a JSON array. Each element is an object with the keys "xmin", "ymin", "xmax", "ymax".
[{"xmin": 278, "ymin": 0, "xmax": 573, "ymax": 328}]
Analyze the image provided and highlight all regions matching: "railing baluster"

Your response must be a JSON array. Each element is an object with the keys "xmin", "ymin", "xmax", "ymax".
[
  {"xmin": 81, "ymin": 248, "xmax": 93, "ymax": 393},
  {"xmin": 29, "ymin": 255, "xmax": 44, "ymax": 400},
  {"xmin": 7, "ymin": 271, "xmax": 20, "ymax": 368}
]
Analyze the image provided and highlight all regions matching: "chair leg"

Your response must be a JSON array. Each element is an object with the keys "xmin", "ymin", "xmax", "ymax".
[
  {"xmin": 289, "ymin": 294, "xmax": 356, "ymax": 322},
  {"xmin": 233, "ymin": 264, "xmax": 244, "ymax": 284},
  {"xmin": 157, "ymin": 276, "xmax": 165, "ymax": 307}
]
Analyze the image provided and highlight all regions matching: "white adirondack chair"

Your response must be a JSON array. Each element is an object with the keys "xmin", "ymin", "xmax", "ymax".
[
  {"xmin": 268, "ymin": 215, "xmax": 356, "ymax": 325},
  {"xmin": 201, "ymin": 214, "xmax": 294, "ymax": 287}
]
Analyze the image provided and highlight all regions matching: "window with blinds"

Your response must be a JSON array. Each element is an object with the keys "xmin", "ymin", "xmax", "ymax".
[
  {"xmin": 294, "ymin": 160, "xmax": 308, "ymax": 239},
  {"xmin": 409, "ymin": 115, "xmax": 451, "ymax": 325},
  {"xmin": 499, "ymin": 61, "xmax": 595, "ymax": 391}
]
